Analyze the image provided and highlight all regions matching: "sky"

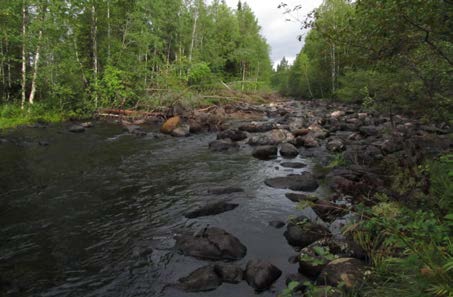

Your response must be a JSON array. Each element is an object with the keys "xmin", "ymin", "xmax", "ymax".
[{"xmin": 223, "ymin": 0, "xmax": 324, "ymax": 67}]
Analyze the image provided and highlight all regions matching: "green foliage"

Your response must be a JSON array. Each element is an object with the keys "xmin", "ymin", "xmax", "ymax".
[
  {"xmin": 278, "ymin": 281, "xmax": 301, "ymax": 297},
  {"xmin": 346, "ymin": 154, "xmax": 453, "ymax": 297},
  {"xmin": 300, "ymin": 246, "xmax": 338, "ymax": 266}
]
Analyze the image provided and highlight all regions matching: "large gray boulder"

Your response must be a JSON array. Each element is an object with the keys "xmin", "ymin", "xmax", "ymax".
[
  {"xmin": 245, "ymin": 260, "xmax": 282, "ymax": 291},
  {"xmin": 284, "ymin": 216, "xmax": 331, "ymax": 248},
  {"xmin": 175, "ymin": 227, "xmax": 247, "ymax": 261},
  {"xmin": 265, "ymin": 172, "xmax": 319, "ymax": 192}
]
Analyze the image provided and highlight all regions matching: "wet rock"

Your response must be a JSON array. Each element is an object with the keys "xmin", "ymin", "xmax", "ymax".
[
  {"xmin": 69, "ymin": 124, "xmax": 85, "ymax": 133},
  {"xmin": 252, "ymin": 145, "xmax": 278, "ymax": 160},
  {"xmin": 269, "ymin": 220, "xmax": 285, "ymax": 229},
  {"xmin": 214, "ymin": 263, "xmax": 243, "ymax": 284},
  {"xmin": 125, "ymin": 125, "xmax": 146, "ymax": 136},
  {"xmin": 38, "ymin": 140, "xmax": 49, "ymax": 146},
  {"xmin": 317, "ymin": 258, "xmax": 367, "ymax": 289},
  {"xmin": 326, "ymin": 138, "xmax": 345, "ymax": 152},
  {"xmin": 175, "ymin": 227, "xmax": 247, "ymax": 261},
  {"xmin": 344, "ymin": 144, "xmax": 383, "ymax": 165},
  {"xmin": 308, "ymin": 124, "xmax": 329, "ymax": 139},
  {"xmin": 300, "ymin": 135, "xmax": 320, "ymax": 148},
  {"xmin": 292, "ymin": 128, "xmax": 310, "ymax": 137},
  {"xmin": 312, "ymin": 200, "xmax": 348, "ymax": 223},
  {"xmin": 171, "ymin": 124, "xmax": 190, "ymax": 137},
  {"xmin": 176, "ymin": 265, "xmax": 222, "ymax": 292},
  {"xmin": 208, "ymin": 187, "xmax": 244, "ymax": 195},
  {"xmin": 209, "ymin": 139, "xmax": 239, "ymax": 152},
  {"xmin": 359, "ymin": 125, "xmax": 378, "ymax": 137},
  {"xmin": 184, "ymin": 201, "xmax": 239, "ymax": 219},
  {"xmin": 217, "ymin": 129, "xmax": 247, "ymax": 142},
  {"xmin": 0, "ymin": 138, "xmax": 8, "ymax": 144},
  {"xmin": 248, "ymin": 129, "xmax": 294, "ymax": 146},
  {"xmin": 284, "ymin": 216, "xmax": 331, "ymax": 248},
  {"xmin": 330, "ymin": 111, "xmax": 345, "ymax": 119},
  {"xmin": 280, "ymin": 143, "xmax": 299, "ymax": 158},
  {"xmin": 285, "ymin": 193, "xmax": 318, "ymax": 203},
  {"xmin": 160, "ymin": 116, "xmax": 181, "ymax": 134},
  {"xmin": 280, "ymin": 162, "xmax": 307, "ymax": 169},
  {"xmin": 373, "ymin": 138, "xmax": 403, "ymax": 154},
  {"xmin": 245, "ymin": 260, "xmax": 282, "ymax": 291},
  {"xmin": 81, "ymin": 122, "xmax": 94, "ymax": 128},
  {"xmin": 265, "ymin": 173, "xmax": 319, "ymax": 192},
  {"xmin": 239, "ymin": 122, "xmax": 274, "ymax": 133}
]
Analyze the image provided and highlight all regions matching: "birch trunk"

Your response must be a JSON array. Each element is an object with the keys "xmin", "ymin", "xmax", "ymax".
[
  {"xmin": 91, "ymin": 4, "xmax": 98, "ymax": 107},
  {"xmin": 189, "ymin": 11, "xmax": 198, "ymax": 63},
  {"xmin": 28, "ymin": 29, "xmax": 42, "ymax": 105},
  {"xmin": 21, "ymin": 0, "xmax": 27, "ymax": 109}
]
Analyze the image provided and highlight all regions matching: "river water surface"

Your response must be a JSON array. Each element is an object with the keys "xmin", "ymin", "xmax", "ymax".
[{"xmin": 0, "ymin": 122, "xmax": 330, "ymax": 297}]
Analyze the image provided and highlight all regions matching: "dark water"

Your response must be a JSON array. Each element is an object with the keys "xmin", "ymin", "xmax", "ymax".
[{"xmin": 0, "ymin": 123, "xmax": 330, "ymax": 297}]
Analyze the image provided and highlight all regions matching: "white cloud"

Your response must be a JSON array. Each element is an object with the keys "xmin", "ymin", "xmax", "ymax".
[{"xmin": 222, "ymin": 0, "xmax": 323, "ymax": 65}]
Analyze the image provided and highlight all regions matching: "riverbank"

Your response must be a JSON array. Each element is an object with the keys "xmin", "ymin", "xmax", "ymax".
[{"xmin": 158, "ymin": 99, "xmax": 452, "ymax": 296}]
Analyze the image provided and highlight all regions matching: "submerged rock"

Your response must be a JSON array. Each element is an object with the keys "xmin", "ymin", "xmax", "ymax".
[
  {"xmin": 208, "ymin": 139, "xmax": 239, "ymax": 152},
  {"xmin": 252, "ymin": 145, "xmax": 278, "ymax": 160},
  {"xmin": 284, "ymin": 216, "xmax": 331, "ymax": 248},
  {"xmin": 269, "ymin": 220, "xmax": 286, "ymax": 229},
  {"xmin": 184, "ymin": 201, "xmax": 239, "ymax": 219},
  {"xmin": 125, "ymin": 125, "xmax": 146, "ymax": 136},
  {"xmin": 207, "ymin": 186, "xmax": 244, "ymax": 195},
  {"xmin": 69, "ymin": 124, "xmax": 85, "ymax": 133},
  {"xmin": 175, "ymin": 227, "xmax": 247, "ymax": 261},
  {"xmin": 245, "ymin": 260, "xmax": 282, "ymax": 291},
  {"xmin": 265, "ymin": 173, "xmax": 319, "ymax": 192}
]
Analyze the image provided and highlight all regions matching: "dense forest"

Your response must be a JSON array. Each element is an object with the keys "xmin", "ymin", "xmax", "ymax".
[
  {"xmin": 273, "ymin": 0, "xmax": 452, "ymax": 121},
  {"xmin": 0, "ymin": 0, "xmax": 272, "ymax": 126}
]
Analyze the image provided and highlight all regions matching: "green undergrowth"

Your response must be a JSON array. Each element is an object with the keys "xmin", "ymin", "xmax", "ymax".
[{"xmin": 0, "ymin": 103, "xmax": 89, "ymax": 130}]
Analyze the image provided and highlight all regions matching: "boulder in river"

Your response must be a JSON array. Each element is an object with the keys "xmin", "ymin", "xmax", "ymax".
[
  {"xmin": 326, "ymin": 138, "xmax": 345, "ymax": 152},
  {"xmin": 217, "ymin": 129, "xmax": 247, "ymax": 142},
  {"xmin": 160, "ymin": 116, "xmax": 181, "ymax": 134},
  {"xmin": 280, "ymin": 143, "xmax": 299, "ymax": 158},
  {"xmin": 284, "ymin": 216, "xmax": 331, "ymax": 248},
  {"xmin": 184, "ymin": 201, "xmax": 239, "ymax": 219},
  {"xmin": 175, "ymin": 227, "xmax": 247, "ymax": 261},
  {"xmin": 252, "ymin": 145, "xmax": 278, "ymax": 160},
  {"xmin": 69, "ymin": 124, "xmax": 85, "ymax": 133},
  {"xmin": 265, "ymin": 172, "xmax": 319, "ymax": 192},
  {"xmin": 176, "ymin": 265, "xmax": 222, "ymax": 292},
  {"xmin": 317, "ymin": 258, "xmax": 367, "ymax": 289},
  {"xmin": 214, "ymin": 263, "xmax": 244, "ymax": 284},
  {"xmin": 245, "ymin": 259, "xmax": 282, "ymax": 291},
  {"xmin": 81, "ymin": 122, "xmax": 94, "ymax": 128},
  {"xmin": 171, "ymin": 124, "xmax": 190, "ymax": 137},
  {"xmin": 280, "ymin": 162, "xmax": 306, "ymax": 169},
  {"xmin": 208, "ymin": 139, "xmax": 239, "ymax": 152}
]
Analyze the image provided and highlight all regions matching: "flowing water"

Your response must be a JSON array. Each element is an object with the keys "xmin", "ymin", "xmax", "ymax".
[{"xmin": 0, "ymin": 122, "xmax": 330, "ymax": 297}]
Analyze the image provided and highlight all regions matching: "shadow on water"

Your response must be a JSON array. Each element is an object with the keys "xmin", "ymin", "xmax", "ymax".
[{"xmin": 0, "ymin": 122, "xmax": 330, "ymax": 297}]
